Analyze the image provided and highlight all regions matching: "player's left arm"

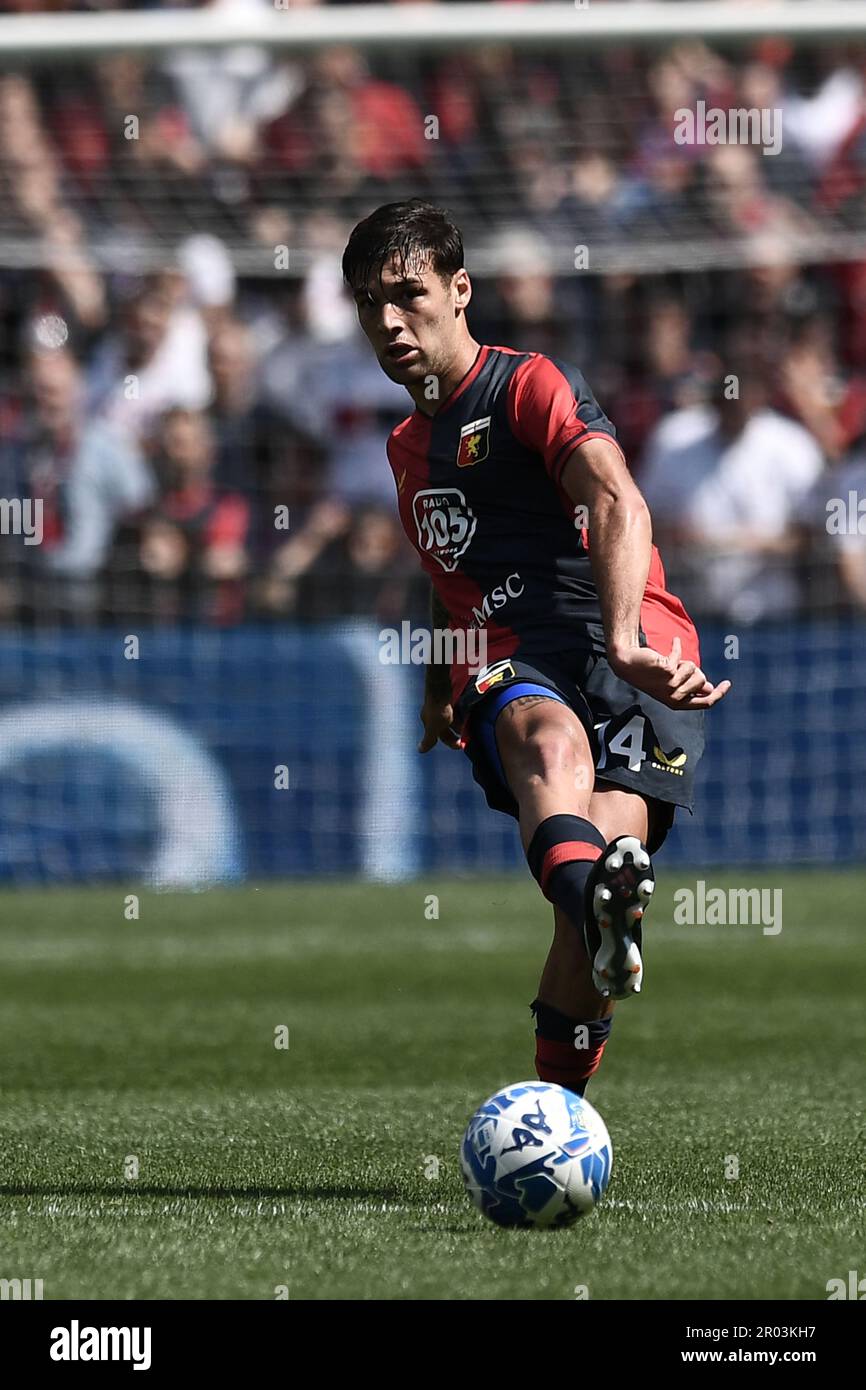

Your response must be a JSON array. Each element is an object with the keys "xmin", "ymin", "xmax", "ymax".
[
  {"xmin": 418, "ymin": 583, "xmax": 463, "ymax": 753},
  {"xmin": 560, "ymin": 438, "xmax": 730, "ymax": 710},
  {"xmin": 507, "ymin": 353, "xmax": 728, "ymax": 708}
]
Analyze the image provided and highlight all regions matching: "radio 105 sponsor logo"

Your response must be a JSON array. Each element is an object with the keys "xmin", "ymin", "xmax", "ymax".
[{"xmin": 412, "ymin": 488, "xmax": 476, "ymax": 572}]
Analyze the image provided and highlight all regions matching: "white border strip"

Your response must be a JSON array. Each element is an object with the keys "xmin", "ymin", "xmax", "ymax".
[{"xmin": 1, "ymin": 4, "xmax": 865, "ymax": 60}]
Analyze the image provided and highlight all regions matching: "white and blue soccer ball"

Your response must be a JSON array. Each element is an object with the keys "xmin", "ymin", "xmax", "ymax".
[{"xmin": 460, "ymin": 1081, "xmax": 613, "ymax": 1228}]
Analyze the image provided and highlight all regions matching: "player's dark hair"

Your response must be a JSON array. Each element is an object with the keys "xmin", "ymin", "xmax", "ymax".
[{"xmin": 341, "ymin": 199, "xmax": 464, "ymax": 293}]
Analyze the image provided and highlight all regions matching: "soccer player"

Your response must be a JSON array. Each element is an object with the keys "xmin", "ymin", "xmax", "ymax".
[{"xmin": 342, "ymin": 200, "xmax": 730, "ymax": 1097}]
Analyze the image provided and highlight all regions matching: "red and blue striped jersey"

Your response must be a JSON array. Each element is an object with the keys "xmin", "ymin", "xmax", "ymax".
[{"xmin": 386, "ymin": 343, "xmax": 700, "ymax": 704}]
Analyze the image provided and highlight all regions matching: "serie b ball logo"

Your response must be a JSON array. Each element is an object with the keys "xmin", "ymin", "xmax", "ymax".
[{"xmin": 460, "ymin": 1081, "xmax": 613, "ymax": 1227}]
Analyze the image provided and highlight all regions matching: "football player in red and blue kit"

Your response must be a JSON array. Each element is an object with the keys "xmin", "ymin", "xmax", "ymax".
[{"xmin": 342, "ymin": 200, "xmax": 730, "ymax": 1097}]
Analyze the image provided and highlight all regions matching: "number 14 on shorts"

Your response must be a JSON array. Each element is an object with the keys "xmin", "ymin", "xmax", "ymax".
[{"xmin": 595, "ymin": 712, "xmax": 648, "ymax": 772}]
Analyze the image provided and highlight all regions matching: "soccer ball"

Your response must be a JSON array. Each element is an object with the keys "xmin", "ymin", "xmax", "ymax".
[{"xmin": 460, "ymin": 1081, "xmax": 613, "ymax": 1228}]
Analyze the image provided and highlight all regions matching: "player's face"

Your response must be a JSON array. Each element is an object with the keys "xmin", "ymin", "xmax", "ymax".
[{"xmin": 353, "ymin": 255, "xmax": 470, "ymax": 387}]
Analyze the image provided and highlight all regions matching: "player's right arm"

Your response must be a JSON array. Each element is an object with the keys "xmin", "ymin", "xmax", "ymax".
[{"xmin": 418, "ymin": 583, "xmax": 463, "ymax": 752}]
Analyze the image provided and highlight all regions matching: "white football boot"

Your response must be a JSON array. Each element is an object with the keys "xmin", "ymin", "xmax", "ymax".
[{"xmin": 584, "ymin": 835, "xmax": 655, "ymax": 999}]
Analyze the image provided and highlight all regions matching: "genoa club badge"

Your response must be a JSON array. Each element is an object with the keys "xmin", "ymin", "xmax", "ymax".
[{"xmin": 456, "ymin": 416, "xmax": 491, "ymax": 467}]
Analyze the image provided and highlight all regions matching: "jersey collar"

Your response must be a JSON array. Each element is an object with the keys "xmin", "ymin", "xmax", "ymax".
[{"xmin": 414, "ymin": 343, "xmax": 489, "ymax": 419}]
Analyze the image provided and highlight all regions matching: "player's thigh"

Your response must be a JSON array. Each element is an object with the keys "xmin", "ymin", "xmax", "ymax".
[{"xmin": 495, "ymin": 693, "xmax": 595, "ymax": 796}]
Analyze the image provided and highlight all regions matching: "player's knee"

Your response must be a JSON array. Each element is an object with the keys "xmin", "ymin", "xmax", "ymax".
[{"xmin": 505, "ymin": 711, "xmax": 588, "ymax": 785}]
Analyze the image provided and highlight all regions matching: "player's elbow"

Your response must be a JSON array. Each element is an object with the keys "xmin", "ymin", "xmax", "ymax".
[
  {"xmin": 562, "ymin": 441, "xmax": 650, "ymax": 536},
  {"xmin": 590, "ymin": 474, "xmax": 651, "ymax": 539}
]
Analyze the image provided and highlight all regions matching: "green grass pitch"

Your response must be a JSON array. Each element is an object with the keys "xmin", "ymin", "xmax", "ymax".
[{"xmin": 0, "ymin": 870, "xmax": 863, "ymax": 1301}]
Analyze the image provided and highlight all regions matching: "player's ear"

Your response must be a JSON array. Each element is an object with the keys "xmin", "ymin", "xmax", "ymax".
[{"xmin": 452, "ymin": 268, "xmax": 472, "ymax": 314}]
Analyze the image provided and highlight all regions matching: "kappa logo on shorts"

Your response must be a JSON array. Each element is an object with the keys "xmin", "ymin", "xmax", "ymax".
[
  {"xmin": 475, "ymin": 659, "xmax": 516, "ymax": 694},
  {"xmin": 456, "ymin": 416, "xmax": 491, "ymax": 468},
  {"xmin": 651, "ymin": 743, "xmax": 687, "ymax": 775}
]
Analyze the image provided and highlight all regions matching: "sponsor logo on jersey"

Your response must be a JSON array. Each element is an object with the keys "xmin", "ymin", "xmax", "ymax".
[
  {"xmin": 411, "ymin": 487, "xmax": 476, "ymax": 572},
  {"xmin": 475, "ymin": 659, "xmax": 516, "ymax": 694},
  {"xmin": 397, "ymin": 467, "xmax": 407, "ymax": 494},
  {"xmin": 456, "ymin": 416, "xmax": 491, "ymax": 467},
  {"xmin": 469, "ymin": 572, "xmax": 524, "ymax": 629},
  {"xmin": 651, "ymin": 743, "xmax": 687, "ymax": 775}
]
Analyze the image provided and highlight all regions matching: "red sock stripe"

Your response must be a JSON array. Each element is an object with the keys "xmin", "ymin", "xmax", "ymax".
[
  {"xmin": 534, "ymin": 1034, "xmax": 608, "ymax": 1087},
  {"xmin": 539, "ymin": 840, "xmax": 602, "ymax": 897}
]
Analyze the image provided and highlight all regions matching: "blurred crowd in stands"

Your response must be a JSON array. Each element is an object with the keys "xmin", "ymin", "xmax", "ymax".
[{"xmin": 2, "ymin": 3, "xmax": 866, "ymax": 626}]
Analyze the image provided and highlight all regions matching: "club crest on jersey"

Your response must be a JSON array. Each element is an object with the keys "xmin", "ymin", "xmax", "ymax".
[
  {"xmin": 412, "ymin": 487, "xmax": 477, "ymax": 573},
  {"xmin": 475, "ymin": 659, "xmax": 516, "ymax": 694},
  {"xmin": 456, "ymin": 416, "xmax": 491, "ymax": 468}
]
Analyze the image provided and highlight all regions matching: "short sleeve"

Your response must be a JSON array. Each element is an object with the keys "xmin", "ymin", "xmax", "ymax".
[{"xmin": 506, "ymin": 353, "xmax": 624, "ymax": 484}]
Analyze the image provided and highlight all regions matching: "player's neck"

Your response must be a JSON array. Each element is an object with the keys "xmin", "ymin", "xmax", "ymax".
[{"xmin": 409, "ymin": 336, "xmax": 483, "ymax": 418}]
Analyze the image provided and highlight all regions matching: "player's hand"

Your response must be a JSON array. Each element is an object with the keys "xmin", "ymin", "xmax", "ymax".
[
  {"xmin": 608, "ymin": 636, "xmax": 731, "ymax": 710},
  {"xmin": 418, "ymin": 696, "xmax": 464, "ymax": 752}
]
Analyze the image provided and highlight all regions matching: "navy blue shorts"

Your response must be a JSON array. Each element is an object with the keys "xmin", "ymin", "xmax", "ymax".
[{"xmin": 454, "ymin": 651, "xmax": 705, "ymax": 853}]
